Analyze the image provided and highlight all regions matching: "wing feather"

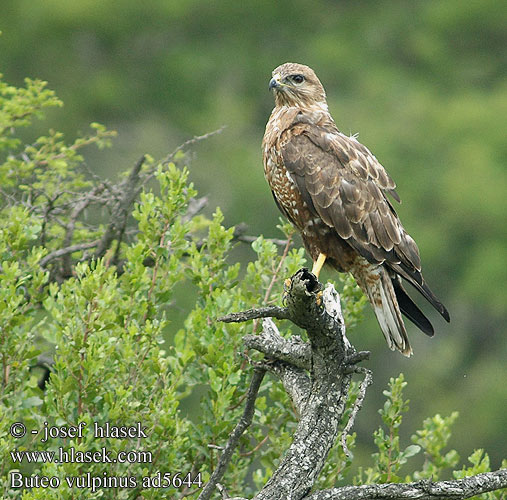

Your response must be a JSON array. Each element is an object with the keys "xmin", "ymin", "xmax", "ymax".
[
  {"xmin": 282, "ymin": 127, "xmax": 413, "ymax": 267},
  {"xmin": 330, "ymin": 199, "xmax": 353, "ymax": 239},
  {"xmin": 339, "ymin": 178, "xmax": 361, "ymax": 204},
  {"xmin": 369, "ymin": 211, "xmax": 394, "ymax": 251}
]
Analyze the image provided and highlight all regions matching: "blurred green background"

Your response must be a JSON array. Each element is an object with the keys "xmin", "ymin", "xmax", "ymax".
[{"xmin": 2, "ymin": 0, "xmax": 505, "ymax": 467}]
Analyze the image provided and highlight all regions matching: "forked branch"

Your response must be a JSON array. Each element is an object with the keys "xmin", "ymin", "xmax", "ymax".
[
  {"xmin": 215, "ymin": 269, "xmax": 368, "ymax": 500},
  {"xmin": 210, "ymin": 269, "xmax": 507, "ymax": 500}
]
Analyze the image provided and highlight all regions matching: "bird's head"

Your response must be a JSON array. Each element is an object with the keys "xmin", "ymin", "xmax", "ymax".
[{"xmin": 269, "ymin": 62, "xmax": 327, "ymax": 108}]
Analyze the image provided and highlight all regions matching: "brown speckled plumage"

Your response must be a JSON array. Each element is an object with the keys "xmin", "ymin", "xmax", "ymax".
[{"xmin": 263, "ymin": 62, "xmax": 449, "ymax": 356}]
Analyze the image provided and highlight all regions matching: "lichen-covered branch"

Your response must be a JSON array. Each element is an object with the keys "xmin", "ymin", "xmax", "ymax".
[
  {"xmin": 253, "ymin": 270, "xmax": 357, "ymax": 500},
  {"xmin": 270, "ymin": 360, "xmax": 311, "ymax": 416},
  {"xmin": 214, "ymin": 268, "xmax": 506, "ymax": 500},
  {"xmin": 225, "ymin": 468, "xmax": 507, "ymax": 500},
  {"xmin": 219, "ymin": 306, "xmax": 290, "ymax": 323},
  {"xmin": 340, "ymin": 366, "xmax": 372, "ymax": 458},
  {"xmin": 305, "ymin": 468, "xmax": 507, "ymax": 500},
  {"xmin": 215, "ymin": 268, "xmax": 365, "ymax": 500},
  {"xmin": 242, "ymin": 318, "xmax": 311, "ymax": 370}
]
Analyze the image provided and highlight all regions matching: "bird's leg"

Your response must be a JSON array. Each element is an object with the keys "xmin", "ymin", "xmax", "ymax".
[
  {"xmin": 311, "ymin": 253, "xmax": 327, "ymax": 306},
  {"xmin": 311, "ymin": 253, "xmax": 327, "ymax": 279}
]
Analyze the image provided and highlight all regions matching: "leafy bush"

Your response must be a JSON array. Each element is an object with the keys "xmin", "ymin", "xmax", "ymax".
[{"xmin": 0, "ymin": 75, "xmax": 504, "ymax": 499}]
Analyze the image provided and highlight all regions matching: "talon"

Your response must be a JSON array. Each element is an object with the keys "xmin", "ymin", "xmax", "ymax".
[{"xmin": 316, "ymin": 290, "xmax": 323, "ymax": 306}]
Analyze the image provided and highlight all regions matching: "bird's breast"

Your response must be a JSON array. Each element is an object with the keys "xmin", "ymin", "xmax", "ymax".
[
  {"xmin": 262, "ymin": 134, "xmax": 358, "ymax": 273},
  {"xmin": 264, "ymin": 144, "xmax": 305, "ymax": 224}
]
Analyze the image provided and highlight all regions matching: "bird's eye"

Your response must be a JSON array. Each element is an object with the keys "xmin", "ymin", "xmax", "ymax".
[{"xmin": 291, "ymin": 74, "xmax": 305, "ymax": 84}]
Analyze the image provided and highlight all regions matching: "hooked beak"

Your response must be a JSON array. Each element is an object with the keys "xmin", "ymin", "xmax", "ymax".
[{"xmin": 269, "ymin": 73, "xmax": 282, "ymax": 91}]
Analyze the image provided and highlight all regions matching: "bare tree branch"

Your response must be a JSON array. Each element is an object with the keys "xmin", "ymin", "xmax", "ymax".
[
  {"xmin": 61, "ymin": 184, "xmax": 106, "ymax": 276},
  {"xmin": 213, "ymin": 268, "xmax": 506, "ymax": 500},
  {"xmin": 182, "ymin": 196, "xmax": 209, "ymax": 222},
  {"xmin": 340, "ymin": 366, "xmax": 372, "ymax": 458},
  {"xmin": 219, "ymin": 306, "xmax": 290, "ymax": 323},
  {"xmin": 141, "ymin": 127, "xmax": 227, "ymax": 187},
  {"xmin": 232, "ymin": 223, "xmax": 289, "ymax": 247},
  {"xmin": 305, "ymin": 468, "xmax": 507, "ymax": 500},
  {"xmin": 197, "ymin": 367, "xmax": 266, "ymax": 500},
  {"xmin": 161, "ymin": 126, "xmax": 226, "ymax": 167},
  {"xmin": 95, "ymin": 154, "xmax": 145, "ymax": 259},
  {"xmin": 40, "ymin": 240, "xmax": 101, "ymax": 267}
]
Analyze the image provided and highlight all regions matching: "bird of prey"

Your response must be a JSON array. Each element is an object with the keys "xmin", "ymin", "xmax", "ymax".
[{"xmin": 262, "ymin": 62, "xmax": 449, "ymax": 356}]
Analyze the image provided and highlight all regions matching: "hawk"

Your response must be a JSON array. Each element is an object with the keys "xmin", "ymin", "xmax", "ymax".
[{"xmin": 262, "ymin": 62, "xmax": 449, "ymax": 356}]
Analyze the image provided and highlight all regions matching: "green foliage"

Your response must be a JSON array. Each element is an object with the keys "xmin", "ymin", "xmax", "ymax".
[
  {"xmin": 337, "ymin": 273, "xmax": 367, "ymax": 329},
  {"xmin": 358, "ymin": 374, "xmax": 421, "ymax": 484},
  {"xmin": 350, "ymin": 375, "xmax": 503, "ymax": 500},
  {"xmin": 0, "ymin": 77, "xmax": 61, "ymax": 151},
  {"xmin": 2, "ymin": 0, "xmax": 506, "ymax": 468},
  {"xmin": 412, "ymin": 412, "xmax": 460, "ymax": 480},
  {"xmin": 0, "ymin": 72, "xmax": 360, "ymax": 499},
  {"xmin": 0, "ymin": 74, "xmax": 503, "ymax": 499},
  {"xmin": 0, "ymin": 75, "xmax": 116, "ymax": 266}
]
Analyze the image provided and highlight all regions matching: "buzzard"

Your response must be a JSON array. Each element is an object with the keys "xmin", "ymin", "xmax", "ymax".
[{"xmin": 262, "ymin": 62, "xmax": 449, "ymax": 356}]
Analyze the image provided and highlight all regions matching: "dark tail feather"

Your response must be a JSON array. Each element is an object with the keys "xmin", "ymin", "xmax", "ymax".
[
  {"xmin": 419, "ymin": 280, "xmax": 450, "ymax": 322},
  {"xmin": 390, "ymin": 263, "xmax": 450, "ymax": 322},
  {"xmin": 392, "ymin": 278, "xmax": 434, "ymax": 337}
]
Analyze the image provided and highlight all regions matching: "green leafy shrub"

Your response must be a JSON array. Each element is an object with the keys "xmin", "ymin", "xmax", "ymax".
[{"xmin": 0, "ymin": 74, "xmax": 504, "ymax": 500}]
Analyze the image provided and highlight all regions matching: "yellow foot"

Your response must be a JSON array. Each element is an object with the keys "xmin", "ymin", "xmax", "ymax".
[
  {"xmin": 311, "ymin": 253, "xmax": 327, "ymax": 280},
  {"xmin": 315, "ymin": 290, "xmax": 324, "ymax": 307}
]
